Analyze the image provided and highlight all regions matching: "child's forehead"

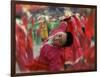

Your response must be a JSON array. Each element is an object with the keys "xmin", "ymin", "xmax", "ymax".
[{"xmin": 56, "ymin": 32, "xmax": 66, "ymax": 35}]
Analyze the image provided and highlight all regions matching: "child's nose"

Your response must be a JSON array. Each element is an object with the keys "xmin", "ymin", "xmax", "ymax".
[{"xmin": 55, "ymin": 36, "xmax": 59, "ymax": 40}]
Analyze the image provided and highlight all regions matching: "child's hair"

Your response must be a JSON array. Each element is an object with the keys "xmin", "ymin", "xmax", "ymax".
[{"xmin": 63, "ymin": 32, "xmax": 73, "ymax": 47}]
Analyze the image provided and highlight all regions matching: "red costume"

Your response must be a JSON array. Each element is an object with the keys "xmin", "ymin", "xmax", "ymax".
[
  {"xmin": 16, "ymin": 15, "xmax": 34, "ymax": 71},
  {"xmin": 80, "ymin": 11, "xmax": 96, "ymax": 67},
  {"xmin": 85, "ymin": 11, "xmax": 95, "ymax": 41},
  {"xmin": 22, "ymin": 15, "xmax": 34, "ymax": 63},
  {"xmin": 16, "ymin": 23, "xmax": 28, "ymax": 71},
  {"xmin": 38, "ymin": 43, "xmax": 65, "ymax": 72},
  {"xmin": 61, "ymin": 16, "xmax": 83, "ymax": 63}
]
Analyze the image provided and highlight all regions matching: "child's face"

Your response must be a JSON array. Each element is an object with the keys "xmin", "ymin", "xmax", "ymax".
[{"xmin": 52, "ymin": 32, "xmax": 67, "ymax": 46}]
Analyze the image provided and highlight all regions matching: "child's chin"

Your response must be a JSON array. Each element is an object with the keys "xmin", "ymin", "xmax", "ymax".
[{"xmin": 53, "ymin": 43, "xmax": 61, "ymax": 46}]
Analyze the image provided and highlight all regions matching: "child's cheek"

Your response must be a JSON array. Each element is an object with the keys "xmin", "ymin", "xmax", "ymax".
[{"xmin": 54, "ymin": 41, "xmax": 61, "ymax": 46}]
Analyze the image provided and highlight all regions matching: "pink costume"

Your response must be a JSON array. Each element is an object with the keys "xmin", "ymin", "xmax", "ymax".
[
  {"xmin": 38, "ymin": 43, "xmax": 65, "ymax": 72},
  {"xmin": 26, "ymin": 43, "xmax": 65, "ymax": 72}
]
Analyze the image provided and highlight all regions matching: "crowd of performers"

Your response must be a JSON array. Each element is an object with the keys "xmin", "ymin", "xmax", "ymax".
[{"xmin": 16, "ymin": 7, "xmax": 96, "ymax": 72}]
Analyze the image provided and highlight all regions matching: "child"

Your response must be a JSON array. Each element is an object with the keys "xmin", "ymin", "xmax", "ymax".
[{"xmin": 26, "ymin": 31, "xmax": 73, "ymax": 72}]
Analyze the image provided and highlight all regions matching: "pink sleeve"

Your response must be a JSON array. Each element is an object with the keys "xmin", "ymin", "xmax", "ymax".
[
  {"xmin": 49, "ymin": 58, "xmax": 62, "ymax": 72},
  {"xmin": 38, "ymin": 44, "xmax": 48, "ymax": 60},
  {"xmin": 48, "ymin": 51, "xmax": 63, "ymax": 72}
]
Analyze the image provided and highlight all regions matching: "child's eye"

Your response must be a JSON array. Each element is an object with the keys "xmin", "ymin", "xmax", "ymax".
[{"xmin": 59, "ymin": 35, "xmax": 62, "ymax": 37}]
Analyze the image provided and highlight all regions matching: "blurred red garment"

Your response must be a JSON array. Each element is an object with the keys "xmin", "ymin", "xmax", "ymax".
[
  {"xmin": 22, "ymin": 15, "xmax": 34, "ymax": 63},
  {"xmin": 16, "ymin": 23, "xmax": 28, "ymax": 71},
  {"xmin": 64, "ymin": 35, "xmax": 83, "ymax": 64},
  {"xmin": 16, "ymin": 16, "xmax": 34, "ymax": 71},
  {"xmin": 26, "ymin": 19, "xmax": 34, "ymax": 63},
  {"xmin": 22, "ymin": 15, "xmax": 28, "ymax": 28},
  {"xmin": 62, "ymin": 16, "xmax": 83, "ymax": 64},
  {"xmin": 84, "ymin": 46, "xmax": 95, "ymax": 65},
  {"xmin": 50, "ymin": 21, "xmax": 67, "ymax": 36},
  {"xmin": 26, "ymin": 43, "xmax": 65, "ymax": 72},
  {"xmin": 85, "ymin": 11, "xmax": 95, "ymax": 41}
]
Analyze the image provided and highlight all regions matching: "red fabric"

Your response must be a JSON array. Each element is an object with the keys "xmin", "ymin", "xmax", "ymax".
[
  {"xmin": 26, "ymin": 30, "xmax": 34, "ymax": 63},
  {"xmin": 50, "ymin": 21, "xmax": 67, "ymax": 36},
  {"xmin": 38, "ymin": 44, "xmax": 65, "ymax": 72},
  {"xmin": 81, "ymin": 15, "xmax": 87, "ymax": 27},
  {"xmin": 16, "ymin": 22, "xmax": 34, "ymax": 71},
  {"xmin": 24, "ymin": 13, "xmax": 96, "ymax": 71},
  {"xmin": 25, "ymin": 59, "xmax": 48, "ymax": 71},
  {"xmin": 66, "ymin": 17, "xmax": 76, "ymax": 34},
  {"xmin": 84, "ymin": 46, "xmax": 95, "ymax": 64},
  {"xmin": 73, "ymin": 15, "xmax": 82, "ymax": 28},
  {"xmin": 62, "ymin": 16, "xmax": 83, "ymax": 63},
  {"xmin": 73, "ymin": 15, "xmax": 84, "ymax": 36},
  {"xmin": 26, "ymin": 43, "xmax": 65, "ymax": 72},
  {"xmin": 16, "ymin": 24, "xmax": 28, "ymax": 71},
  {"xmin": 85, "ymin": 11, "xmax": 95, "ymax": 41},
  {"xmin": 64, "ymin": 35, "xmax": 83, "ymax": 63},
  {"xmin": 22, "ymin": 16, "xmax": 28, "ymax": 28}
]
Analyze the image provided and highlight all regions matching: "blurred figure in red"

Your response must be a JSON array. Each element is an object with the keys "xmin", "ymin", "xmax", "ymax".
[
  {"xmin": 16, "ymin": 15, "xmax": 28, "ymax": 71},
  {"xmin": 22, "ymin": 15, "xmax": 34, "ymax": 63},
  {"xmin": 22, "ymin": 7, "xmax": 35, "ymax": 63},
  {"xmin": 59, "ymin": 11, "xmax": 84, "ymax": 71},
  {"xmin": 16, "ymin": 13, "xmax": 34, "ymax": 71},
  {"xmin": 82, "ymin": 10, "xmax": 96, "ymax": 69}
]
